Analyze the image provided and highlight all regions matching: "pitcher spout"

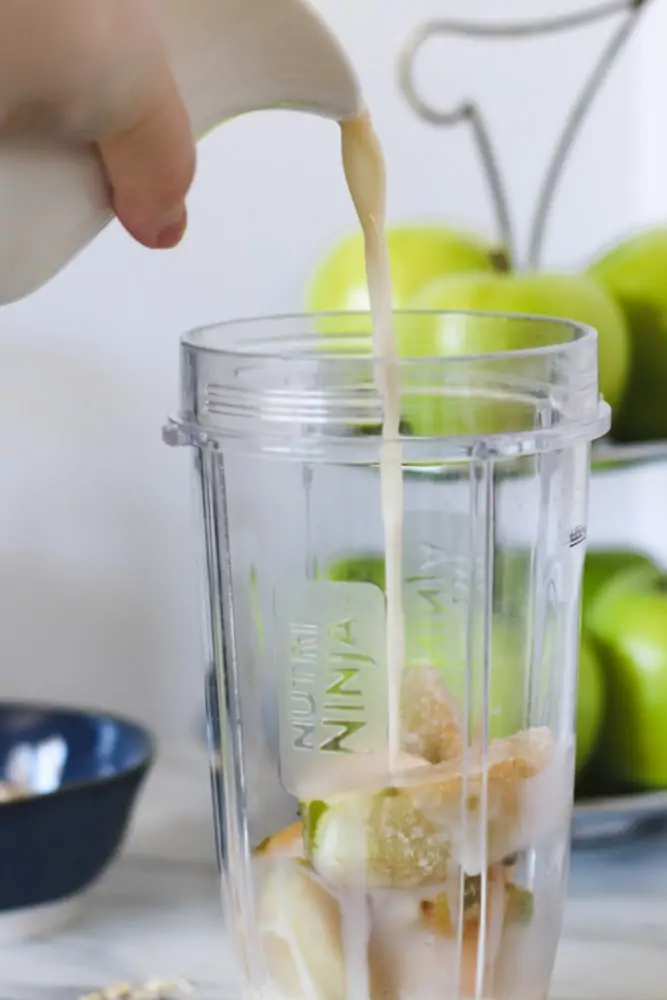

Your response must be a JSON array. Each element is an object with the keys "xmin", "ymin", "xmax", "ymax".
[{"xmin": 159, "ymin": 0, "xmax": 365, "ymax": 134}]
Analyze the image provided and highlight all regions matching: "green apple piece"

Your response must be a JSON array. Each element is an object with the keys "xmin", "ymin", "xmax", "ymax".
[
  {"xmin": 582, "ymin": 549, "xmax": 658, "ymax": 628},
  {"xmin": 587, "ymin": 566, "xmax": 667, "ymax": 788},
  {"xmin": 396, "ymin": 270, "xmax": 629, "ymax": 437},
  {"xmin": 306, "ymin": 225, "xmax": 507, "ymax": 339},
  {"xmin": 303, "ymin": 780, "xmax": 452, "ymax": 889},
  {"xmin": 575, "ymin": 638, "xmax": 604, "ymax": 776},
  {"xmin": 589, "ymin": 228, "xmax": 667, "ymax": 442}
]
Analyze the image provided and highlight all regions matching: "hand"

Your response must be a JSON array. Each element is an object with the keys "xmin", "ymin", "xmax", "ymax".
[{"xmin": 0, "ymin": 0, "xmax": 196, "ymax": 249}]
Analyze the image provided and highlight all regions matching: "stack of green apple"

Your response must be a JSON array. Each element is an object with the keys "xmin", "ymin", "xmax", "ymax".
[
  {"xmin": 579, "ymin": 548, "xmax": 667, "ymax": 790},
  {"xmin": 306, "ymin": 222, "xmax": 667, "ymax": 441},
  {"xmin": 325, "ymin": 547, "xmax": 667, "ymax": 794}
]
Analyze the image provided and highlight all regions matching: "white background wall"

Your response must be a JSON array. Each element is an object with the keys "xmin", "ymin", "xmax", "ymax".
[{"xmin": 1, "ymin": 0, "xmax": 667, "ymax": 741}]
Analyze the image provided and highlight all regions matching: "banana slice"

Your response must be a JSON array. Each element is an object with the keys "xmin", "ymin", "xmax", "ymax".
[
  {"xmin": 258, "ymin": 859, "xmax": 346, "ymax": 1000},
  {"xmin": 400, "ymin": 664, "xmax": 463, "ymax": 764}
]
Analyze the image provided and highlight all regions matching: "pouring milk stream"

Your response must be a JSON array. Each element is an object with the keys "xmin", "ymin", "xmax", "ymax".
[{"xmin": 341, "ymin": 115, "xmax": 405, "ymax": 771}]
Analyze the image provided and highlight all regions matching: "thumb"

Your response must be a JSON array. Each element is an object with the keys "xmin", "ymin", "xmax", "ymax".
[{"xmin": 98, "ymin": 67, "xmax": 196, "ymax": 249}]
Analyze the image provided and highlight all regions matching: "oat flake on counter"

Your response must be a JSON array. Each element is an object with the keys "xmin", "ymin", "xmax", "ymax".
[{"xmin": 80, "ymin": 978, "xmax": 195, "ymax": 1000}]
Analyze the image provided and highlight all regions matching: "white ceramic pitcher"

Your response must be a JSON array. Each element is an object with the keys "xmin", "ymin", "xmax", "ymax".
[{"xmin": 0, "ymin": 0, "xmax": 363, "ymax": 306}]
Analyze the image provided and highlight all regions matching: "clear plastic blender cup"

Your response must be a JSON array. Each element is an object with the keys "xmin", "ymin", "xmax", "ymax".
[{"xmin": 164, "ymin": 310, "xmax": 609, "ymax": 1000}]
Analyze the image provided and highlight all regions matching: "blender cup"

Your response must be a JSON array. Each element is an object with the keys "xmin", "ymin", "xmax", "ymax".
[{"xmin": 164, "ymin": 310, "xmax": 609, "ymax": 1000}]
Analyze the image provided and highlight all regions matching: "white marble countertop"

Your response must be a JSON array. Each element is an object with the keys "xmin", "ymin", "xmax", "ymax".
[{"xmin": 2, "ymin": 744, "xmax": 667, "ymax": 1000}]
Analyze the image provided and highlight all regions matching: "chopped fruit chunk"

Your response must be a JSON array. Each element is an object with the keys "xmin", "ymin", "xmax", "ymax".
[
  {"xmin": 302, "ymin": 801, "xmax": 329, "ymax": 848},
  {"xmin": 370, "ymin": 866, "xmax": 510, "ymax": 998},
  {"xmin": 258, "ymin": 859, "xmax": 346, "ymax": 1000},
  {"xmin": 505, "ymin": 883, "xmax": 535, "ymax": 925},
  {"xmin": 254, "ymin": 822, "xmax": 305, "ymax": 859},
  {"xmin": 458, "ymin": 866, "xmax": 508, "ymax": 997},
  {"xmin": 400, "ymin": 664, "xmax": 463, "ymax": 764},
  {"xmin": 406, "ymin": 727, "xmax": 556, "ymax": 872},
  {"xmin": 305, "ymin": 784, "xmax": 451, "ymax": 889},
  {"xmin": 369, "ymin": 887, "xmax": 463, "ymax": 997},
  {"xmin": 462, "ymin": 866, "xmax": 511, "ymax": 908},
  {"xmin": 463, "ymin": 874, "xmax": 482, "ymax": 915},
  {"xmin": 302, "ymin": 728, "xmax": 557, "ymax": 885},
  {"xmin": 419, "ymin": 892, "xmax": 454, "ymax": 937}
]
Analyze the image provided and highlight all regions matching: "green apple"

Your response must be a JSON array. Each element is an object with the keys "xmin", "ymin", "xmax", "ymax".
[
  {"xmin": 582, "ymin": 548, "xmax": 658, "ymax": 628},
  {"xmin": 306, "ymin": 225, "xmax": 507, "ymax": 339},
  {"xmin": 589, "ymin": 228, "xmax": 667, "ymax": 442},
  {"xmin": 325, "ymin": 551, "xmax": 525, "ymax": 740},
  {"xmin": 413, "ymin": 618, "xmax": 527, "ymax": 741},
  {"xmin": 587, "ymin": 565, "xmax": 667, "ymax": 788},
  {"xmin": 576, "ymin": 638, "xmax": 604, "ymax": 776},
  {"xmin": 325, "ymin": 552, "xmax": 384, "ymax": 590},
  {"xmin": 493, "ymin": 546, "xmax": 532, "ymax": 619},
  {"xmin": 396, "ymin": 270, "xmax": 629, "ymax": 437}
]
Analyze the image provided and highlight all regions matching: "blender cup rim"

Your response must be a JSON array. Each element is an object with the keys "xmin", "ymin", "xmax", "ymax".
[
  {"xmin": 180, "ymin": 309, "xmax": 596, "ymax": 366},
  {"xmin": 167, "ymin": 309, "xmax": 610, "ymax": 456}
]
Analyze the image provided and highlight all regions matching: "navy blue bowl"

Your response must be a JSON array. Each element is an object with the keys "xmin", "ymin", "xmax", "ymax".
[{"xmin": 0, "ymin": 702, "xmax": 154, "ymax": 914}]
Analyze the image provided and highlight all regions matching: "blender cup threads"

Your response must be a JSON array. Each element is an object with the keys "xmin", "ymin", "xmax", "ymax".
[{"xmin": 164, "ymin": 310, "xmax": 609, "ymax": 1000}]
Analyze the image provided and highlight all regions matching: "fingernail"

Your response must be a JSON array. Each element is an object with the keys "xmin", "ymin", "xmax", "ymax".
[{"xmin": 156, "ymin": 208, "xmax": 187, "ymax": 249}]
